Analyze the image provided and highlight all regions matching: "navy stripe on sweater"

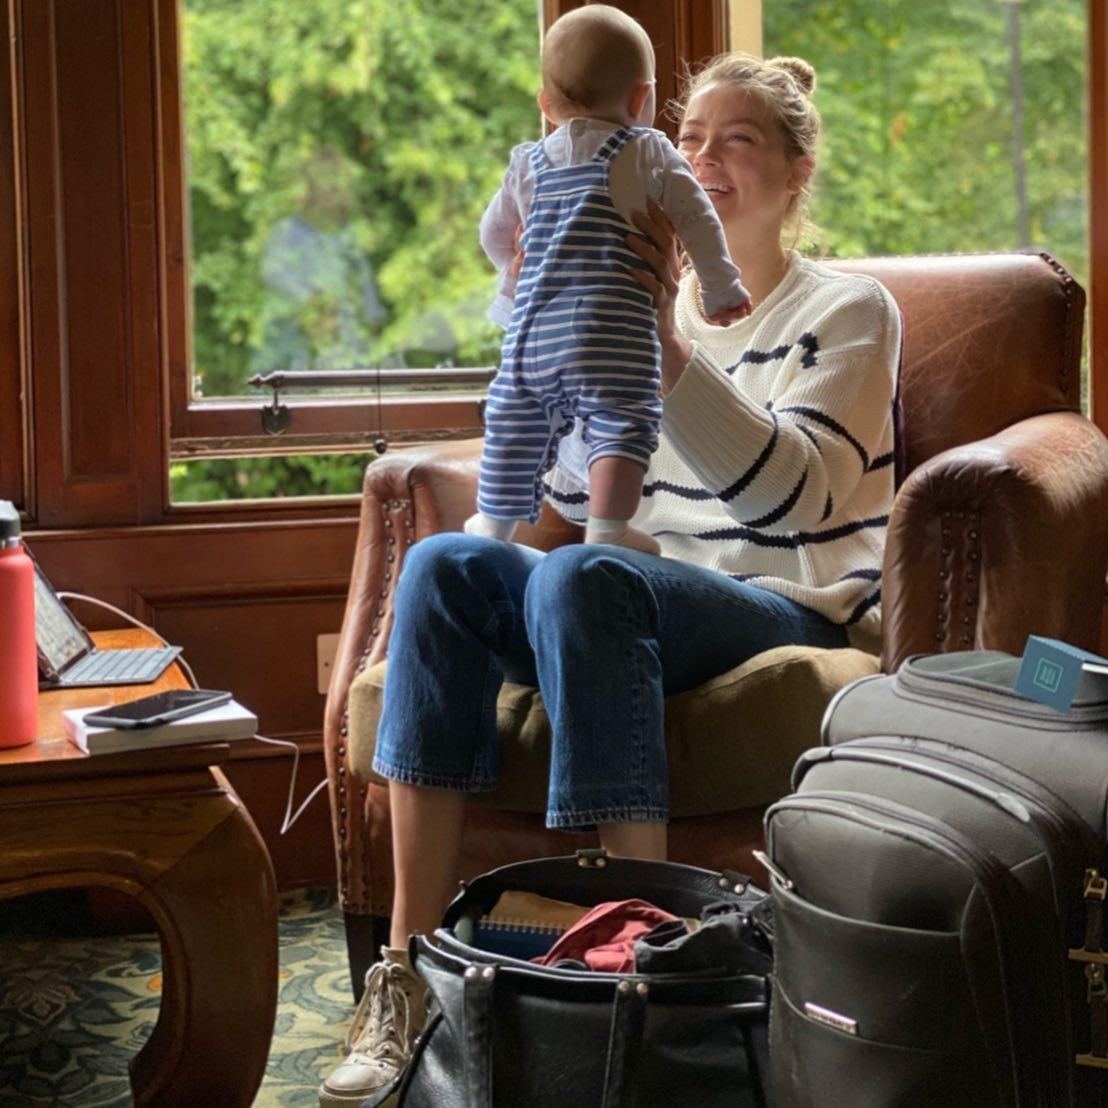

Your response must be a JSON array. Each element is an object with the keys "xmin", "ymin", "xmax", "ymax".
[
  {"xmin": 778, "ymin": 405, "xmax": 870, "ymax": 471},
  {"xmin": 717, "ymin": 413, "xmax": 779, "ymax": 503},
  {"xmin": 844, "ymin": 588, "xmax": 882, "ymax": 625},
  {"xmin": 838, "ymin": 567, "xmax": 882, "ymax": 582},
  {"xmin": 740, "ymin": 470, "xmax": 808, "ymax": 529},
  {"xmin": 688, "ymin": 514, "xmax": 889, "ymax": 549},
  {"xmin": 729, "ymin": 331, "xmax": 820, "ymax": 372}
]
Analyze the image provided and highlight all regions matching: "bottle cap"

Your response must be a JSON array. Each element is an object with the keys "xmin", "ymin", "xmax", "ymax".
[{"xmin": 0, "ymin": 500, "xmax": 21, "ymax": 542}]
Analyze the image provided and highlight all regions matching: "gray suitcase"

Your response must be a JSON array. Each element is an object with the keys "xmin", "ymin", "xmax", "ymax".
[{"xmin": 763, "ymin": 650, "xmax": 1108, "ymax": 1106}]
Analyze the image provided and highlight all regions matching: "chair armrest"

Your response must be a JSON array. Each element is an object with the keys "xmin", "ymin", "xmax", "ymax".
[
  {"xmin": 882, "ymin": 411, "xmax": 1108, "ymax": 672},
  {"xmin": 322, "ymin": 437, "xmax": 582, "ymax": 916}
]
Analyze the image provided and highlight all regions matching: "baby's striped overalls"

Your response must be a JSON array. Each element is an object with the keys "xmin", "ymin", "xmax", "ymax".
[{"xmin": 477, "ymin": 126, "xmax": 662, "ymax": 523}]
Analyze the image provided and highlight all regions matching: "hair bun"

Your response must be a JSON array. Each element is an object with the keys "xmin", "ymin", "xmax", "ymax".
[{"xmin": 767, "ymin": 56, "xmax": 816, "ymax": 96}]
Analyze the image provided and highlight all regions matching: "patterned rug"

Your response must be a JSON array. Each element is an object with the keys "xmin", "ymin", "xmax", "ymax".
[{"xmin": 0, "ymin": 887, "xmax": 355, "ymax": 1107}]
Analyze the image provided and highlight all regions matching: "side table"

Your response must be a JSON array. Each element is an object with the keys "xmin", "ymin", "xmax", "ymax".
[{"xmin": 0, "ymin": 629, "xmax": 278, "ymax": 1108}]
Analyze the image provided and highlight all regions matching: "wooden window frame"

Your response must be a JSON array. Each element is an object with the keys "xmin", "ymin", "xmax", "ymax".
[
  {"xmin": 157, "ymin": 0, "xmax": 489, "ymax": 460},
  {"xmin": 0, "ymin": 1, "xmax": 26, "ymax": 510},
  {"xmin": 1091, "ymin": 0, "xmax": 1108, "ymax": 436},
  {"xmin": 160, "ymin": 0, "xmax": 745, "ymax": 462}
]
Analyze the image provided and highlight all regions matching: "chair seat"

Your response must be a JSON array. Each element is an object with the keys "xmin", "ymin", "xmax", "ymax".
[{"xmin": 347, "ymin": 645, "xmax": 881, "ymax": 819}]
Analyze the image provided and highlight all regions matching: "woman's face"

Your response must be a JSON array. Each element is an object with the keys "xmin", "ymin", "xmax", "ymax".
[{"xmin": 676, "ymin": 83, "xmax": 809, "ymax": 237}]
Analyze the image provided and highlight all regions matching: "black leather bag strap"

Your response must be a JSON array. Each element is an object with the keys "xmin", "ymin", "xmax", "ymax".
[
  {"xmin": 462, "ymin": 963, "xmax": 496, "ymax": 1106},
  {"xmin": 601, "ymin": 979, "xmax": 648, "ymax": 1108}
]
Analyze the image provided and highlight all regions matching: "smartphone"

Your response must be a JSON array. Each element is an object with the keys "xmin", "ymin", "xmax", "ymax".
[{"xmin": 83, "ymin": 689, "xmax": 232, "ymax": 730}]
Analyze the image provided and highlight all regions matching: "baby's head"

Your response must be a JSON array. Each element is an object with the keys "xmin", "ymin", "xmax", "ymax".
[{"xmin": 540, "ymin": 5, "xmax": 655, "ymax": 127}]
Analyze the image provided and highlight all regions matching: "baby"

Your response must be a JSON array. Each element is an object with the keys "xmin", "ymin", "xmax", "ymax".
[{"xmin": 465, "ymin": 5, "xmax": 750, "ymax": 553}]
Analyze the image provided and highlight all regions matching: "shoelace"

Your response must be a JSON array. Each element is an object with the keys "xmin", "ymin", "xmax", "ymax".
[{"xmin": 345, "ymin": 961, "xmax": 414, "ymax": 1065}]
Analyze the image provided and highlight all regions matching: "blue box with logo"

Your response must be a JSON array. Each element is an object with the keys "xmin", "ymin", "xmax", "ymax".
[{"xmin": 1015, "ymin": 635, "xmax": 1108, "ymax": 712}]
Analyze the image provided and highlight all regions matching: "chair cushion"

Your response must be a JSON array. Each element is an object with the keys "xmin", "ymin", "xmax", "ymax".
[{"xmin": 347, "ymin": 645, "xmax": 880, "ymax": 818}]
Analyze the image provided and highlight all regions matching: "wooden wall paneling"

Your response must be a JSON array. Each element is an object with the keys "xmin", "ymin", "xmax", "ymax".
[
  {"xmin": 0, "ymin": 1, "xmax": 25, "ymax": 509},
  {"xmin": 22, "ymin": 0, "xmax": 166, "ymax": 528},
  {"xmin": 24, "ymin": 516, "xmax": 358, "ymax": 888},
  {"xmin": 221, "ymin": 751, "xmax": 334, "ymax": 891}
]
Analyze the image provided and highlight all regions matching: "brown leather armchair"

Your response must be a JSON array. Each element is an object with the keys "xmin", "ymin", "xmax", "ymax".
[{"xmin": 323, "ymin": 253, "xmax": 1108, "ymax": 993}]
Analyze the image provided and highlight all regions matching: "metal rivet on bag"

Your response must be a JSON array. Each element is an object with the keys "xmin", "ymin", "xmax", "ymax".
[
  {"xmin": 636, "ymin": 982, "xmax": 649, "ymax": 997},
  {"xmin": 578, "ymin": 857, "xmax": 588, "ymax": 868},
  {"xmin": 465, "ymin": 967, "xmax": 478, "ymax": 980},
  {"xmin": 718, "ymin": 877, "xmax": 729, "ymax": 888},
  {"xmin": 482, "ymin": 966, "xmax": 495, "ymax": 980},
  {"xmin": 596, "ymin": 857, "xmax": 607, "ymax": 867},
  {"xmin": 618, "ymin": 980, "xmax": 632, "ymax": 994},
  {"xmin": 733, "ymin": 882, "xmax": 746, "ymax": 894}
]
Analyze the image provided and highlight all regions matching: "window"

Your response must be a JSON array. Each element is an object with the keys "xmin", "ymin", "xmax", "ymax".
[
  {"xmin": 764, "ymin": 0, "xmax": 1089, "ymax": 401},
  {"xmin": 168, "ymin": 0, "xmax": 542, "ymax": 501}
]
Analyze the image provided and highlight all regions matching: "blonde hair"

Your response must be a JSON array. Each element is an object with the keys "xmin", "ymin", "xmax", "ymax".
[
  {"xmin": 542, "ymin": 5, "xmax": 654, "ymax": 116},
  {"xmin": 669, "ymin": 53, "xmax": 822, "ymax": 250}
]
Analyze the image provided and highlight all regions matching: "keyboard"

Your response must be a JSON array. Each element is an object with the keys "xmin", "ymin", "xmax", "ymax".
[{"xmin": 60, "ymin": 646, "xmax": 182, "ymax": 687}]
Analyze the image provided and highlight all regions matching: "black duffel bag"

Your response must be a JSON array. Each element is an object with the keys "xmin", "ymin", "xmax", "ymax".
[{"xmin": 370, "ymin": 849, "xmax": 773, "ymax": 1108}]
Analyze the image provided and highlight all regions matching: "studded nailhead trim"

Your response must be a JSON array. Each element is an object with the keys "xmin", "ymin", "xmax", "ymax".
[
  {"xmin": 337, "ymin": 495, "xmax": 415, "ymax": 913},
  {"xmin": 935, "ymin": 508, "xmax": 981, "ymax": 650}
]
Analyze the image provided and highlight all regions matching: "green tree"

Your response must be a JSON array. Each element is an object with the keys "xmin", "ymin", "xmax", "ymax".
[
  {"xmin": 183, "ymin": 0, "xmax": 541, "ymax": 398},
  {"xmin": 764, "ymin": 0, "xmax": 1087, "ymax": 284}
]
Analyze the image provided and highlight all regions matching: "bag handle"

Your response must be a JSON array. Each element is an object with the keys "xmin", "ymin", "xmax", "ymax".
[
  {"xmin": 462, "ymin": 962, "xmax": 496, "ymax": 1107},
  {"xmin": 443, "ymin": 850, "xmax": 760, "ymax": 933},
  {"xmin": 601, "ymin": 978, "xmax": 648, "ymax": 1108}
]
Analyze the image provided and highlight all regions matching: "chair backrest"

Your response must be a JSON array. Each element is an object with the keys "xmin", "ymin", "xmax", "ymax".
[{"xmin": 826, "ymin": 253, "xmax": 1084, "ymax": 478}]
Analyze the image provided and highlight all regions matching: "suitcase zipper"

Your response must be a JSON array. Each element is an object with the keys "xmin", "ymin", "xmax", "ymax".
[
  {"xmin": 897, "ymin": 662, "xmax": 1108, "ymax": 727},
  {"xmin": 768, "ymin": 791, "xmax": 1028, "ymax": 1107}
]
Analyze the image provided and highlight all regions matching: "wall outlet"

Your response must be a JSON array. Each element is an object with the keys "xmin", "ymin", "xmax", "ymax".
[{"xmin": 316, "ymin": 633, "xmax": 341, "ymax": 695}]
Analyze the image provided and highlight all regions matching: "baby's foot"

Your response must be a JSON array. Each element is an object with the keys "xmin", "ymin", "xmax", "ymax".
[
  {"xmin": 464, "ymin": 513, "xmax": 518, "ymax": 542},
  {"xmin": 584, "ymin": 519, "xmax": 660, "ymax": 555}
]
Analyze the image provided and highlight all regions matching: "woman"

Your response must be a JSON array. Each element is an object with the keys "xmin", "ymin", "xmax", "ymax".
[{"xmin": 319, "ymin": 52, "xmax": 900, "ymax": 1107}]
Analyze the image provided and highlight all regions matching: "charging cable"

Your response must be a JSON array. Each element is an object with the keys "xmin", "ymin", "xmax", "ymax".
[{"xmin": 58, "ymin": 590, "xmax": 330, "ymax": 835}]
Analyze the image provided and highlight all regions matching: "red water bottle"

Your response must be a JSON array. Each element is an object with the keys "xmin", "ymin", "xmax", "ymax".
[{"xmin": 0, "ymin": 500, "xmax": 37, "ymax": 748}]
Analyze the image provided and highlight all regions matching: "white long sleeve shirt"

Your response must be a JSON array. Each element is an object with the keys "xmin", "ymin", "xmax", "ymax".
[
  {"xmin": 545, "ymin": 252, "xmax": 902, "ymax": 652},
  {"xmin": 480, "ymin": 118, "xmax": 748, "ymax": 326}
]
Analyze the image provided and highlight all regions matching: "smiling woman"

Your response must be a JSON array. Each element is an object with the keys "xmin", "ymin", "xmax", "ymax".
[{"xmin": 341, "ymin": 45, "xmax": 904, "ymax": 1097}]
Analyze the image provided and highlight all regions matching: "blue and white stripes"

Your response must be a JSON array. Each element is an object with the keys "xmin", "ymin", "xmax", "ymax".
[
  {"xmin": 477, "ymin": 128, "xmax": 661, "ymax": 523},
  {"xmin": 544, "ymin": 251, "xmax": 902, "ymax": 648}
]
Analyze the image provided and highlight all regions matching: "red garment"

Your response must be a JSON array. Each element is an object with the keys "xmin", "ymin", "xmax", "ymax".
[{"xmin": 534, "ymin": 899, "xmax": 678, "ymax": 973}]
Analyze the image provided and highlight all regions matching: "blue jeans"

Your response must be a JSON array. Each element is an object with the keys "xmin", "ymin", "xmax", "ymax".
[{"xmin": 373, "ymin": 534, "xmax": 849, "ymax": 830}]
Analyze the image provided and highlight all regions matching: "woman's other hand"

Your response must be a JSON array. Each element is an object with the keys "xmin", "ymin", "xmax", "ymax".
[{"xmin": 627, "ymin": 201, "xmax": 693, "ymax": 394}]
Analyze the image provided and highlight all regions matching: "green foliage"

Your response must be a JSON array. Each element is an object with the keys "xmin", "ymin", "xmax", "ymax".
[
  {"xmin": 170, "ymin": 453, "xmax": 372, "ymax": 501},
  {"xmin": 764, "ymin": 0, "xmax": 1087, "ymax": 284},
  {"xmin": 175, "ymin": 0, "xmax": 1089, "ymax": 503},
  {"xmin": 182, "ymin": 0, "xmax": 541, "ymax": 400}
]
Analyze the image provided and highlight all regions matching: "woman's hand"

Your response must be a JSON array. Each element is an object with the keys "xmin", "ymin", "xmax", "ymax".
[{"xmin": 626, "ymin": 201, "xmax": 694, "ymax": 394}]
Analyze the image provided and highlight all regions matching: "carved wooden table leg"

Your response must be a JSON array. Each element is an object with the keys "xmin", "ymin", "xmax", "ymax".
[{"xmin": 0, "ymin": 764, "xmax": 278, "ymax": 1108}]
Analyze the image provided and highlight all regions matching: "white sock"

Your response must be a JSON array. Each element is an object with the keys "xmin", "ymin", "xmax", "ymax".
[
  {"xmin": 585, "ymin": 517, "xmax": 660, "ymax": 554},
  {"xmin": 464, "ymin": 513, "xmax": 519, "ymax": 542}
]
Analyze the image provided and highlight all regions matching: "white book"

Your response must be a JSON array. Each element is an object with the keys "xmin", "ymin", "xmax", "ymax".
[{"xmin": 63, "ymin": 699, "xmax": 258, "ymax": 755}]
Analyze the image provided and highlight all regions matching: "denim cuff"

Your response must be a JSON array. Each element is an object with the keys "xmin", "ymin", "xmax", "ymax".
[
  {"xmin": 371, "ymin": 757, "xmax": 497, "ymax": 793},
  {"xmin": 546, "ymin": 804, "xmax": 669, "ymax": 832}
]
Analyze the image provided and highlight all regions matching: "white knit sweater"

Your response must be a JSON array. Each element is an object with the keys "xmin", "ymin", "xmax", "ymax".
[{"xmin": 546, "ymin": 251, "xmax": 902, "ymax": 653}]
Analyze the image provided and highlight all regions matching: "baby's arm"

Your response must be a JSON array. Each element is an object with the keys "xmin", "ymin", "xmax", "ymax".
[
  {"xmin": 479, "ymin": 143, "xmax": 532, "ymax": 271},
  {"xmin": 649, "ymin": 137, "xmax": 751, "ymax": 320}
]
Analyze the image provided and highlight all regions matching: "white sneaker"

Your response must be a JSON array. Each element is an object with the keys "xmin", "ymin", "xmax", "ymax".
[{"xmin": 318, "ymin": 947, "xmax": 428, "ymax": 1107}]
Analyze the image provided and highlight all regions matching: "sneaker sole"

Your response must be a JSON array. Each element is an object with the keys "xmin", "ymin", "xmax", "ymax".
[{"xmin": 318, "ymin": 1082, "xmax": 399, "ymax": 1108}]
